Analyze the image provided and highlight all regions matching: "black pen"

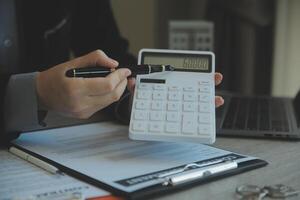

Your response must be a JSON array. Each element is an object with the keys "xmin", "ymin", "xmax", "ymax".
[{"xmin": 65, "ymin": 64, "xmax": 175, "ymax": 78}]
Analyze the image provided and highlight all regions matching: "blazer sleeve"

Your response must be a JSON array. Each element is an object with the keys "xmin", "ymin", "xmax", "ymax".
[
  {"xmin": 1, "ymin": 72, "xmax": 44, "ymax": 145},
  {"xmin": 0, "ymin": 73, "xmax": 10, "ymax": 144},
  {"xmin": 70, "ymin": 0, "xmax": 136, "ymax": 65}
]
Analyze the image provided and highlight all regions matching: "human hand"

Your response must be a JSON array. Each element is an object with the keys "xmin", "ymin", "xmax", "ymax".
[
  {"xmin": 36, "ymin": 50, "xmax": 131, "ymax": 119},
  {"xmin": 126, "ymin": 72, "xmax": 224, "ymax": 108},
  {"xmin": 214, "ymin": 72, "xmax": 224, "ymax": 107}
]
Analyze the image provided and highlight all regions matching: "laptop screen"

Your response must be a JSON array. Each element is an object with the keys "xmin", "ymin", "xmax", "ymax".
[{"xmin": 294, "ymin": 89, "xmax": 300, "ymax": 128}]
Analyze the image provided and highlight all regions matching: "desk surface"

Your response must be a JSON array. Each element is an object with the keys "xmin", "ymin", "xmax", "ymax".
[
  {"xmin": 154, "ymin": 137, "xmax": 300, "ymax": 200},
  {"xmin": 40, "ymin": 116, "xmax": 300, "ymax": 199}
]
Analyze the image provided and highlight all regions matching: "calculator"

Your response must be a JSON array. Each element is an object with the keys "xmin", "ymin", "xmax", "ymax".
[{"xmin": 129, "ymin": 49, "xmax": 215, "ymax": 144}]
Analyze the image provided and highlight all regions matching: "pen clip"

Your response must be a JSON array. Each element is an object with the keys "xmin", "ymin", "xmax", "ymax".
[
  {"xmin": 160, "ymin": 160, "xmax": 238, "ymax": 186},
  {"xmin": 158, "ymin": 158, "xmax": 232, "ymax": 179}
]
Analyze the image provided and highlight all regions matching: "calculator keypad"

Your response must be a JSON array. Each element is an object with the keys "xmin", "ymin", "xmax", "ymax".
[{"xmin": 130, "ymin": 81, "xmax": 215, "ymax": 143}]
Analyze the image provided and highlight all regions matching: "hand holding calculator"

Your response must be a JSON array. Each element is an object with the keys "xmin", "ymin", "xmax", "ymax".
[{"xmin": 129, "ymin": 49, "xmax": 216, "ymax": 144}]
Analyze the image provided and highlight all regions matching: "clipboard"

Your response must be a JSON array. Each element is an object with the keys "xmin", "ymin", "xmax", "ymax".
[{"xmin": 11, "ymin": 122, "xmax": 268, "ymax": 199}]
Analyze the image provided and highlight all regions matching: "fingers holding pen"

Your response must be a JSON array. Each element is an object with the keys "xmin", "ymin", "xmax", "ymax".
[
  {"xmin": 80, "ymin": 68, "xmax": 131, "ymax": 96},
  {"xmin": 68, "ymin": 78, "xmax": 128, "ymax": 119},
  {"xmin": 92, "ymin": 78, "xmax": 128, "ymax": 108},
  {"xmin": 37, "ymin": 49, "xmax": 133, "ymax": 119},
  {"xmin": 62, "ymin": 71, "xmax": 130, "ymax": 119}
]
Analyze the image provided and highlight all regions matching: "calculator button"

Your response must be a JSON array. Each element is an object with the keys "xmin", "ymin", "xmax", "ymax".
[
  {"xmin": 199, "ymin": 94, "xmax": 210, "ymax": 102},
  {"xmin": 138, "ymin": 83, "xmax": 151, "ymax": 90},
  {"xmin": 198, "ymin": 80, "xmax": 210, "ymax": 85},
  {"xmin": 182, "ymin": 121, "xmax": 197, "ymax": 135},
  {"xmin": 137, "ymin": 90, "xmax": 151, "ymax": 99},
  {"xmin": 183, "ymin": 86, "xmax": 196, "ymax": 92},
  {"xmin": 135, "ymin": 101, "xmax": 150, "ymax": 110},
  {"xmin": 199, "ymin": 103, "xmax": 210, "ymax": 113},
  {"xmin": 153, "ymin": 84, "xmax": 166, "ymax": 90},
  {"xmin": 183, "ymin": 93, "xmax": 196, "ymax": 101},
  {"xmin": 198, "ymin": 124, "xmax": 211, "ymax": 135},
  {"xmin": 168, "ymin": 92, "xmax": 181, "ymax": 101},
  {"xmin": 166, "ymin": 112, "xmax": 180, "ymax": 122},
  {"xmin": 199, "ymin": 85, "xmax": 210, "ymax": 93},
  {"xmin": 168, "ymin": 86, "xmax": 181, "ymax": 91},
  {"xmin": 182, "ymin": 113, "xmax": 197, "ymax": 122},
  {"xmin": 153, "ymin": 91, "xmax": 166, "ymax": 100},
  {"xmin": 150, "ymin": 111, "xmax": 164, "ymax": 121},
  {"xmin": 132, "ymin": 122, "xmax": 147, "ymax": 131},
  {"xmin": 167, "ymin": 102, "xmax": 180, "ymax": 111},
  {"xmin": 199, "ymin": 113, "xmax": 210, "ymax": 124},
  {"xmin": 183, "ymin": 102, "xmax": 196, "ymax": 112},
  {"xmin": 166, "ymin": 123, "xmax": 180, "ymax": 133},
  {"xmin": 151, "ymin": 101, "xmax": 164, "ymax": 110},
  {"xmin": 134, "ymin": 110, "xmax": 148, "ymax": 120},
  {"xmin": 149, "ymin": 122, "xmax": 163, "ymax": 133}
]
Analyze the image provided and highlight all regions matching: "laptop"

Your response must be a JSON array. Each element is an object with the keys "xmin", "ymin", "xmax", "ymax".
[{"xmin": 216, "ymin": 89, "xmax": 300, "ymax": 139}]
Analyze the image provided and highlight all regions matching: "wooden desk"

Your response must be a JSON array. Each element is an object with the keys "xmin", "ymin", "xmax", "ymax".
[{"xmin": 154, "ymin": 137, "xmax": 300, "ymax": 200}]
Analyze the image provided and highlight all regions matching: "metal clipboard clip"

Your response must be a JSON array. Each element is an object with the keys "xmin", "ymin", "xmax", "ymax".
[{"xmin": 158, "ymin": 159, "xmax": 238, "ymax": 186}]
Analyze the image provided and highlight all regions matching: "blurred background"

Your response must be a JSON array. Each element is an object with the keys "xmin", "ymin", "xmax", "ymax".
[{"xmin": 111, "ymin": 0, "xmax": 300, "ymax": 98}]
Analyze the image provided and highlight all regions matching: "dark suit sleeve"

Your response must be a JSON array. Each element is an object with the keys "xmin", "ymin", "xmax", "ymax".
[
  {"xmin": 1, "ymin": 72, "xmax": 43, "ymax": 145},
  {"xmin": 70, "ymin": 0, "xmax": 136, "ymax": 124},
  {"xmin": 70, "ymin": 0, "xmax": 136, "ymax": 65},
  {"xmin": 0, "ymin": 73, "xmax": 16, "ymax": 145}
]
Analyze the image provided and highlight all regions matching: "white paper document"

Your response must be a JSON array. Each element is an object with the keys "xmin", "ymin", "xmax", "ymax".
[
  {"xmin": 12, "ymin": 122, "xmax": 256, "ymax": 194},
  {"xmin": 0, "ymin": 150, "xmax": 109, "ymax": 200}
]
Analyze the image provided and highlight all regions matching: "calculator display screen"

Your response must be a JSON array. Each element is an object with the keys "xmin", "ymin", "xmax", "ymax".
[{"xmin": 142, "ymin": 52, "xmax": 212, "ymax": 72}]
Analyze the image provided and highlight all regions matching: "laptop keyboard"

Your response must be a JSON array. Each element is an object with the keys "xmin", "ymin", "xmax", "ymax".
[{"xmin": 221, "ymin": 97, "xmax": 290, "ymax": 132}]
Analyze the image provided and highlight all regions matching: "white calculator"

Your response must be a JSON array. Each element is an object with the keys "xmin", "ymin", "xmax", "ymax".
[{"xmin": 129, "ymin": 49, "xmax": 215, "ymax": 144}]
